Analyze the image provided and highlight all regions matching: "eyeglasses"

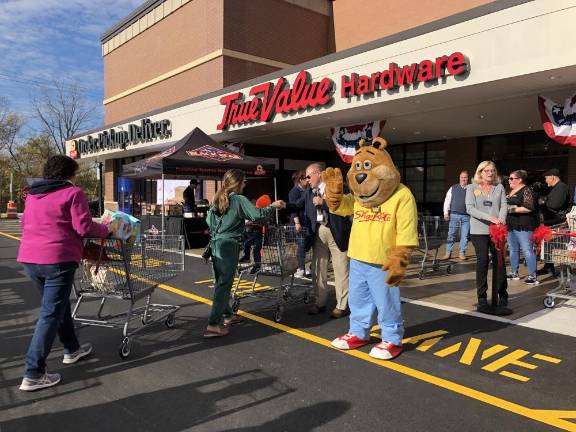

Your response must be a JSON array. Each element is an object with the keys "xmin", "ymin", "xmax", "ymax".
[
  {"xmin": 508, "ymin": 177, "xmax": 519, "ymax": 181},
  {"xmin": 305, "ymin": 171, "xmax": 319, "ymax": 180}
]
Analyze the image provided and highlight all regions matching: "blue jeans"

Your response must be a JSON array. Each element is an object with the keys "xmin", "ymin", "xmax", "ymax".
[
  {"xmin": 446, "ymin": 213, "xmax": 470, "ymax": 254},
  {"xmin": 507, "ymin": 230, "xmax": 537, "ymax": 277},
  {"xmin": 348, "ymin": 259, "xmax": 403, "ymax": 346},
  {"xmin": 22, "ymin": 262, "xmax": 80, "ymax": 379}
]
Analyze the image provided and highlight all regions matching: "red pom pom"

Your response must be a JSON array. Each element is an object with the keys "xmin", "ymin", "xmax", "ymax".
[
  {"xmin": 532, "ymin": 225, "xmax": 552, "ymax": 254},
  {"xmin": 256, "ymin": 194, "xmax": 272, "ymax": 208},
  {"xmin": 489, "ymin": 224, "xmax": 509, "ymax": 265}
]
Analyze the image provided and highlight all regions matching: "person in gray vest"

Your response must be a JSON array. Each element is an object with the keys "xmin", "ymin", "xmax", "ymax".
[{"xmin": 443, "ymin": 170, "xmax": 470, "ymax": 260}]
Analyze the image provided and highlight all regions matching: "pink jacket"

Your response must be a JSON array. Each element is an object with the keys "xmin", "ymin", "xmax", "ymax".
[{"xmin": 17, "ymin": 184, "xmax": 109, "ymax": 264}]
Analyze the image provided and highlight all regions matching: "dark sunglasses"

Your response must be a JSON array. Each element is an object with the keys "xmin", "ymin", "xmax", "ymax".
[
  {"xmin": 304, "ymin": 171, "xmax": 319, "ymax": 180},
  {"xmin": 508, "ymin": 177, "xmax": 519, "ymax": 181}
]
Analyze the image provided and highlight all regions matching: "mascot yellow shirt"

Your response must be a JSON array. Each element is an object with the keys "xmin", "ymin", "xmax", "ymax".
[{"xmin": 332, "ymin": 183, "xmax": 418, "ymax": 265}]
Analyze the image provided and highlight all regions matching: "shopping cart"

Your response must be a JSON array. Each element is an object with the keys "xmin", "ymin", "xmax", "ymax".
[
  {"xmin": 72, "ymin": 235, "xmax": 185, "ymax": 358},
  {"xmin": 541, "ymin": 222, "xmax": 576, "ymax": 308},
  {"xmin": 414, "ymin": 215, "xmax": 455, "ymax": 279},
  {"xmin": 232, "ymin": 225, "xmax": 313, "ymax": 322}
]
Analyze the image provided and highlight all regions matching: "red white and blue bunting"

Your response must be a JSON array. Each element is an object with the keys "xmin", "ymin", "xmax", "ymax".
[
  {"xmin": 330, "ymin": 120, "xmax": 386, "ymax": 163},
  {"xmin": 538, "ymin": 93, "xmax": 576, "ymax": 146}
]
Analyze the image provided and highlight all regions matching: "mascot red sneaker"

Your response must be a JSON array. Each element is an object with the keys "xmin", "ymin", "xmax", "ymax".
[{"xmin": 324, "ymin": 137, "xmax": 418, "ymax": 360}]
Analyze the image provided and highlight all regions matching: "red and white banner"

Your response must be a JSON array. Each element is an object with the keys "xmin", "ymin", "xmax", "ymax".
[
  {"xmin": 538, "ymin": 93, "xmax": 576, "ymax": 146},
  {"xmin": 330, "ymin": 120, "xmax": 386, "ymax": 163}
]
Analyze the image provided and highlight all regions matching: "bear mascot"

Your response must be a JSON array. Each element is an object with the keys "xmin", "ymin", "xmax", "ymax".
[{"xmin": 323, "ymin": 136, "xmax": 418, "ymax": 360}]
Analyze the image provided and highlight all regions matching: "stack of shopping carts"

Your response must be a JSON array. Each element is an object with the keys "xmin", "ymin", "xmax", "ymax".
[
  {"xmin": 73, "ymin": 235, "xmax": 185, "ymax": 358},
  {"xmin": 414, "ymin": 216, "xmax": 456, "ymax": 279},
  {"xmin": 232, "ymin": 225, "xmax": 313, "ymax": 322},
  {"xmin": 541, "ymin": 217, "xmax": 576, "ymax": 309}
]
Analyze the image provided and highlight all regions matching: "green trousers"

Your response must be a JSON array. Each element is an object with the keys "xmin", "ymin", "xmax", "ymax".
[{"xmin": 208, "ymin": 238, "xmax": 239, "ymax": 326}]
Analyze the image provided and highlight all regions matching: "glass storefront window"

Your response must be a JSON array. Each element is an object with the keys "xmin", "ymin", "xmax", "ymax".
[{"xmin": 405, "ymin": 144, "xmax": 425, "ymax": 165}]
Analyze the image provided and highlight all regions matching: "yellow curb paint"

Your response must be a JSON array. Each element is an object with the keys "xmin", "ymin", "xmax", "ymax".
[{"xmin": 2, "ymin": 233, "xmax": 576, "ymax": 431}]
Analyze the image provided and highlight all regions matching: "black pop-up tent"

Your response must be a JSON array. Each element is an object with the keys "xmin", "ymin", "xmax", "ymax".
[
  {"xmin": 122, "ymin": 127, "xmax": 277, "ymax": 234},
  {"xmin": 123, "ymin": 127, "xmax": 275, "ymax": 179}
]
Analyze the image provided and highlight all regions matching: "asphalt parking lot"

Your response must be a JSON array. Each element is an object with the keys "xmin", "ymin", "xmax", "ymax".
[{"xmin": 1, "ymin": 227, "xmax": 575, "ymax": 432}]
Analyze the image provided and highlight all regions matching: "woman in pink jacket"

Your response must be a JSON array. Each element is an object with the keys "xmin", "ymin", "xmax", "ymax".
[{"xmin": 17, "ymin": 155, "xmax": 110, "ymax": 391}]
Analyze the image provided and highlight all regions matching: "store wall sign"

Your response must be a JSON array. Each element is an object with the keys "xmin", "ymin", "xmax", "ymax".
[
  {"xmin": 72, "ymin": 118, "xmax": 171, "ymax": 157},
  {"xmin": 215, "ymin": 52, "xmax": 468, "ymax": 129},
  {"xmin": 341, "ymin": 52, "xmax": 468, "ymax": 97},
  {"xmin": 216, "ymin": 70, "xmax": 334, "ymax": 130}
]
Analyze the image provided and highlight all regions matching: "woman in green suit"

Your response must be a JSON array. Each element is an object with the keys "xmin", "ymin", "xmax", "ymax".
[{"xmin": 205, "ymin": 169, "xmax": 285, "ymax": 337}]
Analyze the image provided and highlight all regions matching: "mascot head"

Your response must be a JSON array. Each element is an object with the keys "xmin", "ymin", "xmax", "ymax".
[{"xmin": 347, "ymin": 137, "xmax": 400, "ymax": 208}]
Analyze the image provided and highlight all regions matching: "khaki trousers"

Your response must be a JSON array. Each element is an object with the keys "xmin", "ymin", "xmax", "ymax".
[{"xmin": 312, "ymin": 224, "xmax": 349, "ymax": 310}]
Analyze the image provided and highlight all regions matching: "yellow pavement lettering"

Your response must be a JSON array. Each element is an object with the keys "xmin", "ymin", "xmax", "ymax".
[
  {"xmin": 532, "ymin": 353, "xmax": 562, "ymax": 364},
  {"xmin": 3, "ymin": 232, "xmax": 576, "ymax": 431}
]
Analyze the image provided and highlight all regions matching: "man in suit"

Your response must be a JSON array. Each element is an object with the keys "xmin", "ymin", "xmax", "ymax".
[{"xmin": 295, "ymin": 162, "xmax": 351, "ymax": 318}]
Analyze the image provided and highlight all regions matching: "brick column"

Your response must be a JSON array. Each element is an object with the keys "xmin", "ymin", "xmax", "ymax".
[{"xmin": 104, "ymin": 159, "xmax": 118, "ymax": 211}]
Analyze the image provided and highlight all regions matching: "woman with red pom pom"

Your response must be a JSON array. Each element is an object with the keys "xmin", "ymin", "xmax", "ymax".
[{"xmin": 466, "ymin": 161, "xmax": 509, "ymax": 313}]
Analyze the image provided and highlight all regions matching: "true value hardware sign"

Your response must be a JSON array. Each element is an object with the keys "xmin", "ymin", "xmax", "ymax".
[
  {"xmin": 216, "ymin": 51, "xmax": 468, "ymax": 130},
  {"xmin": 69, "ymin": 118, "xmax": 172, "ymax": 159}
]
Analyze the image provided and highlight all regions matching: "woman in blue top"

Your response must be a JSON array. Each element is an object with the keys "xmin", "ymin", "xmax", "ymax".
[{"xmin": 205, "ymin": 169, "xmax": 285, "ymax": 337}]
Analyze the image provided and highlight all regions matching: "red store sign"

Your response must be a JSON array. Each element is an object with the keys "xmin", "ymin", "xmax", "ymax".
[{"xmin": 216, "ymin": 51, "xmax": 468, "ymax": 130}]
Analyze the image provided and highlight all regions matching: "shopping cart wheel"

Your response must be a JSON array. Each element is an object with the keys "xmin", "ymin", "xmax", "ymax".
[
  {"xmin": 119, "ymin": 337, "xmax": 132, "ymax": 359},
  {"xmin": 165, "ymin": 313, "xmax": 176, "ymax": 329},
  {"xmin": 274, "ymin": 306, "xmax": 283, "ymax": 323},
  {"xmin": 543, "ymin": 297, "xmax": 555, "ymax": 309},
  {"xmin": 418, "ymin": 270, "xmax": 425, "ymax": 280},
  {"xmin": 232, "ymin": 299, "xmax": 240, "ymax": 313},
  {"xmin": 303, "ymin": 292, "xmax": 311, "ymax": 304},
  {"xmin": 446, "ymin": 265, "xmax": 453, "ymax": 275}
]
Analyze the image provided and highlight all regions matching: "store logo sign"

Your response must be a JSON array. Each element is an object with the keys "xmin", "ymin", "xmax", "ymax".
[
  {"xmin": 216, "ymin": 70, "xmax": 334, "ymax": 130},
  {"xmin": 341, "ymin": 52, "xmax": 468, "ymax": 98},
  {"xmin": 72, "ymin": 118, "xmax": 171, "ymax": 157},
  {"xmin": 216, "ymin": 52, "xmax": 469, "ymax": 130}
]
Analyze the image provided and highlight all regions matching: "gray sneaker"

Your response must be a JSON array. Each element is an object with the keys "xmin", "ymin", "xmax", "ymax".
[
  {"xmin": 63, "ymin": 343, "xmax": 93, "ymax": 365},
  {"xmin": 19, "ymin": 372, "xmax": 61, "ymax": 391}
]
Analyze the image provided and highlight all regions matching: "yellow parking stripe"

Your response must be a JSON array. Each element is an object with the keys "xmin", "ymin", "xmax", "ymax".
[
  {"xmin": 2, "ymin": 231, "xmax": 576, "ymax": 431},
  {"xmin": 0, "ymin": 231, "xmax": 22, "ymax": 241}
]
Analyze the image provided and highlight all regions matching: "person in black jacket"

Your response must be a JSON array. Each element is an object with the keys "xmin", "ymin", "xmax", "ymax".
[
  {"xmin": 294, "ymin": 163, "xmax": 351, "ymax": 318},
  {"xmin": 538, "ymin": 168, "xmax": 571, "ymax": 275},
  {"xmin": 183, "ymin": 179, "xmax": 199, "ymax": 213},
  {"xmin": 288, "ymin": 170, "xmax": 309, "ymax": 278}
]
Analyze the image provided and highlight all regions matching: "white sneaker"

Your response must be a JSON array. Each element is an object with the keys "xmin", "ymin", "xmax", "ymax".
[
  {"xmin": 19, "ymin": 372, "xmax": 61, "ymax": 391},
  {"xmin": 63, "ymin": 343, "xmax": 93, "ymax": 364},
  {"xmin": 294, "ymin": 269, "xmax": 305, "ymax": 278}
]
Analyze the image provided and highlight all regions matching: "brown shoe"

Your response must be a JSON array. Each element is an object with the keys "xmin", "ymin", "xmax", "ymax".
[
  {"xmin": 442, "ymin": 252, "xmax": 451, "ymax": 260},
  {"xmin": 459, "ymin": 253, "xmax": 467, "ymax": 261},
  {"xmin": 331, "ymin": 308, "xmax": 348, "ymax": 319},
  {"xmin": 307, "ymin": 305, "xmax": 327, "ymax": 315}
]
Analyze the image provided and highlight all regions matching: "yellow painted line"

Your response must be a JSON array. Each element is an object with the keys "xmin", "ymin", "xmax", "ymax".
[
  {"xmin": 459, "ymin": 338, "xmax": 482, "ymax": 365},
  {"xmin": 156, "ymin": 283, "xmax": 576, "ymax": 432},
  {"xmin": 2, "ymin": 232, "xmax": 576, "ymax": 431},
  {"xmin": 533, "ymin": 354, "xmax": 562, "ymax": 364},
  {"xmin": 0, "ymin": 231, "xmax": 21, "ymax": 241}
]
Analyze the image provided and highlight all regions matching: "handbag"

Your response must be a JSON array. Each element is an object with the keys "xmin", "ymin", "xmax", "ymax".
[{"xmin": 202, "ymin": 212, "xmax": 224, "ymax": 263}]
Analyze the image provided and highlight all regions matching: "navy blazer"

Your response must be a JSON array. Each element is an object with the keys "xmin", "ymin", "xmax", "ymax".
[{"xmin": 298, "ymin": 187, "xmax": 351, "ymax": 252}]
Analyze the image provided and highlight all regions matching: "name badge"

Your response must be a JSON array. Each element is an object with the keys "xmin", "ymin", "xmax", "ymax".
[{"xmin": 483, "ymin": 201, "xmax": 493, "ymax": 207}]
